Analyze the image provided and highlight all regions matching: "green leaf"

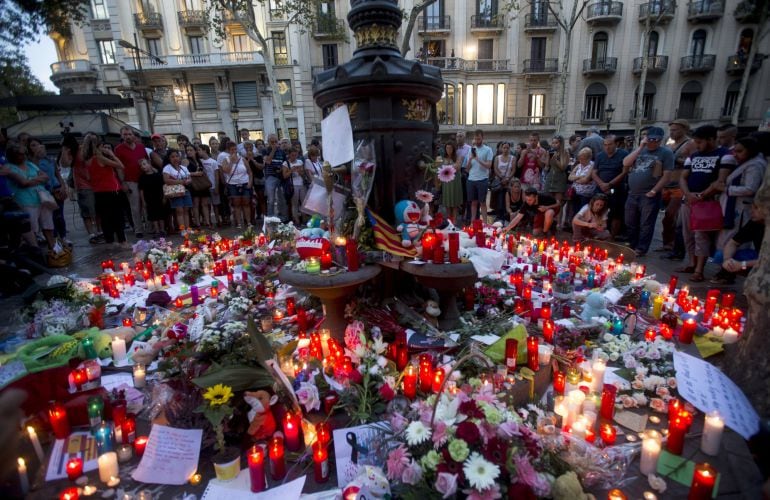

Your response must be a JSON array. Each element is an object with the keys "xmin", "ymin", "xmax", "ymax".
[{"xmin": 192, "ymin": 364, "xmax": 274, "ymax": 391}]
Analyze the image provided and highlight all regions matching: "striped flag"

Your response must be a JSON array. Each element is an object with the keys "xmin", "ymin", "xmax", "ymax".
[{"xmin": 366, "ymin": 208, "xmax": 418, "ymax": 258}]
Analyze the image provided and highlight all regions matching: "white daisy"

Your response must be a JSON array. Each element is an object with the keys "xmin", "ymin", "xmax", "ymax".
[
  {"xmin": 405, "ymin": 421, "xmax": 432, "ymax": 446},
  {"xmin": 463, "ymin": 452, "xmax": 500, "ymax": 491}
]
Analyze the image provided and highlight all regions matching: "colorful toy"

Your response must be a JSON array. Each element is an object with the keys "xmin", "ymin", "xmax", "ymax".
[
  {"xmin": 244, "ymin": 390, "xmax": 278, "ymax": 440},
  {"xmin": 394, "ymin": 200, "xmax": 424, "ymax": 247},
  {"xmin": 580, "ymin": 292, "xmax": 613, "ymax": 322}
]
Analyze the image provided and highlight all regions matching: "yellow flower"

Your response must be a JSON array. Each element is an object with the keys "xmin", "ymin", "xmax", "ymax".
[{"xmin": 203, "ymin": 384, "xmax": 233, "ymax": 407}]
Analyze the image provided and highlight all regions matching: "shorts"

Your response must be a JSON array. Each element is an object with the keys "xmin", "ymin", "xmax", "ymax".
[
  {"xmin": 227, "ymin": 184, "xmax": 252, "ymax": 198},
  {"xmin": 76, "ymin": 189, "xmax": 95, "ymax": 218},
  {"xmin": 22, "ymin": 204, "xmax": 54, "ymax": 233},
  {"xmin": 169, "ymin": 191, "xmax": 193, "ymax": 209},
  {"xmin": 466, "ymin": 179, "xmax": 488, "ymax": 203}
]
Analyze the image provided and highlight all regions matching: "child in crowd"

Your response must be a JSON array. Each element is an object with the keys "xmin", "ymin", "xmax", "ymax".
[{"xmin": 138, "ymin": 158, "xmax": 166, "ymax": 236}]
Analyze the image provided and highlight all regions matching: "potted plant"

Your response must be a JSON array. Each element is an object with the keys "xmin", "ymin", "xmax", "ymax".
[{"xmin": 197, "ymin": 383, "xmax": 239, "ymax": 481}]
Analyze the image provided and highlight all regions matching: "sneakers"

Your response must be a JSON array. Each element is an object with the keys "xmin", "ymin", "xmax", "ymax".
[
  {"xmin": 663, "ymin": 252, "xmax": 685, "ymax": 261},
  {"xmin": 89, "ymin": 233, "xmax": 105, "ymax": 244}
]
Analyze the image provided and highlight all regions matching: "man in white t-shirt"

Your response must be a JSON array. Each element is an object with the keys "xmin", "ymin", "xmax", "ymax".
[{"xmin": 466, "ymin": 129, "xmax": 494, "ymax": 222}]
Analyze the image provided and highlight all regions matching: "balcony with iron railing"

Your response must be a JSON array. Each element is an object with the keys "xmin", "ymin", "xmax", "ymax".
[
  {"xmin": 720, "ymin": 106, "xmax": 748, "ymax": 120},
  {"xmin": 675, "ymin": 107, "xmax": 703, "ymax": 120},
  {"xmin": 581, "ymin": 110, "xmax": 606, "ymax": 124},
  {"xmin": 507, "ymin": 116, "xmax": 556, "ymax": 127},
  {"xmin": 122, "ymin": 52, "xmax": 264, "ymax": 71},
  {"xmin": 582, "ymin": 57, "xmax": 618, "ymax": 75},
  {"xmin": 470, "ymin": 14, "xmax": 506, "ymax": 32},
  {"xmin": 585, "ymin": 1, "xmax": 623, "ymax": 24},
  {"xmin": 628, "ymin": 109, "xmax": 658, "ymax": 123},
  {"xmin": 726, "ymin": 53, "xmax": 764, "ymax": 74},
  {"xmin": 424, "ymin": 57, "xmax": 509, "ymax": 72},
  {"xmin": 50, "ymin": 60, "xmax": 98, "ymax": 86},
  {"xmin": 417, "ymin": 15, "xmax": 451, "ymax": 33},
  {"xmin": 632, "ymin": 55, "xmax": 669, "ymax": 74},
  {"xmin": 178, "ymin": 10, "xmax": 206, "ymax": 27},
  {"xmin": 680, "ymin": 54, "xmax": 716, "ymax": 73},
  {"xmin": 134, "ymin": 12, "xmax": 163, "ymax": 31},
  {"xmin": 524, "ymin": 14, "xmax": 558, "ymax": 31},
  {"xmin": 687, "ymin": 1, "xmax": 723, "ymax": 21},
  {"xmin": 734, "ymin": 0, "xmax": 756, "ymax": 22},
  {"xmin": 523, "ymin": 58, "xmax": 559, "ymax": 73},
  {"xmin": 313, "ymin": 16, "xmax": 345, "ymax": 39},
  {"xmin": 639, "ymin": 1, "xmax": 676, "ymax": 23}
]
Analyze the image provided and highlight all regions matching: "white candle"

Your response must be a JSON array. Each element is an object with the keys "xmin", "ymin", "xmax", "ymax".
[
  {"xmin": 153, "ymin": 276, "xmax": 162, "ymax": 289},
  {"xmin": 712, "ymin": 326, "xmax": 725, "ymax": 337},
  {"xmin": 640, "ymin": 434, "xmax": 662, "ymax": 475},
  {"xmin": 27, "ymin": 426, "xmax": 44, "ymax": 463},
  {"xmin": 571, "ymin": 419, "xmax": 587, "ymax": 439},
  {"xmin": 133, "ymin": 364, "xmax": 146, "ymax": 388},
  {"xmin": 538, "ymin": 344, "xmax": 553, "ymax": 365},
  {"xmin": 145, "ymin": 279, "xmax": 153, "ymax": 291},
  {"xmin": 592, "ymin": 359, "xmax": 606, "ymax": 392},
  {"xmin": 98, "ymin": 452, "xmax": 119, "ymax": 483},
  {"xmin": 566, "ymin": 390, "xmax": 586, "ymax": 428},
  {"xmin": 554, "ymin": 398, "xmax": 568, "ymax": 427},
  {"xmin": 117, "ymin": 444, "xmax": 133, "ymax": 462},
  {"xmin": 107, "ymin": 475, "xmax": 121, "ymax": 487},
  {"xmin": 701, "ymin": 410, "xmax": 724, "ymax": 455},
  {"xmin": 723, "ymin": 327, "xmax": 739, "ymax": 344},
  {"xmin": 111, "ymin": 337, "xmax": 127, "ymax": 363},
  {"xmin": 17, "ymin": 457, "xmax": 28, "ymax": 494}
]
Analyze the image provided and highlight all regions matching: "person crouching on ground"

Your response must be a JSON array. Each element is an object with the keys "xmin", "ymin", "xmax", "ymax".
[
  {"xmin": 502, "ymin": 187, "xmax": 560, "ymax": 236},
  {"xmin": 572, "ymin": 193, "xmax": 611, "ymax": 242}
]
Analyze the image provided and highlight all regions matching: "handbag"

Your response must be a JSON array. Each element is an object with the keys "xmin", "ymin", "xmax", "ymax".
[
  {"xmin": 565, "ymin": 185, "xmax": 576, "ymax": 201},
  {"xmin": 489, "ymin": 176, "xmax": 503, "ymax": 192},
  {"xmin": 37, "ymin": 188, "xmax": 58, "ymax": 210},
  {"xmin": 47, "ymin": 239, "xmax": 72, "ymax": 268},
  {"xmin": 282, "ymin": 177, "xmax": 295, "ymax": 199},
  {"xmin": 190, "ymin": 174, "xmax": 212, "ymax": 192},
  {"xmin": 689, "ymin": 199, "xmax": 723, "ymax": 232},
  {"xmin": 163, "ymin": 184, "xmax": 186, "ymax": 198}
]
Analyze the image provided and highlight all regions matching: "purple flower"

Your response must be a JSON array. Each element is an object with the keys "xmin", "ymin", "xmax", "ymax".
[{"xmin": 435, "ymin": 472, "xmax": 458, "ymax": 498}]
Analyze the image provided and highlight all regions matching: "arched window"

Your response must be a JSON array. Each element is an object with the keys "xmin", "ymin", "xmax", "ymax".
[
  {"xmin": 647, "ymin": 31, "xmax": 659, "ymax": 56},
  {"xmin": 677, "ymin": 81, "xmax": 703, "ymax": 119},
  {"xmin": 592, "ymin": 32, "xmax": 609, "ymax": 62},
  {"xmin": 691, "ymin": 29, "xmax": 706, "ymax": 56},
  {"xmin": 584, "ymin": 82, "xmax": 607, "ymax": 122},
  {"xmin": 723, "ymin": 80, "xmax": 742, "ymax": 118},
  {"xmin": 738, "ymin": 28, "xmax": 754, "ymax": 56},
  {"xmin": 633, "ymin": 81, "xmax": 656, "ymax": 120}
]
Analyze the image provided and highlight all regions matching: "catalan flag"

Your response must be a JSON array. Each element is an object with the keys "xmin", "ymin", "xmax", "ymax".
[{"xmin": 366, "ymin": 208, "xmax": 418, "ymax": 258}]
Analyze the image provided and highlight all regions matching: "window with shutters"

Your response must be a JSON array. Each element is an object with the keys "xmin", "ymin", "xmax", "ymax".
[
  {"xmin": 233, "ymin": 81, "xmax": 259, "ymax": 108},
  {"xmin": 146, "ymin": 38, "xmax": 162, "ymax": 57},
  {"xmin": 583, "ymin": 83, "xmax": 607, "ymax": 122},
  {"xmin": 192, "ymin": 83, "xmax": 217, "ymax": 110},
  {"xmin": 231, "ymin": 34, "xmax": 249, "ymax": 53},
  {"xmin": 272, "ymin": 31, "xmax": 289, "ymax": 65},
  {"xmin": 722, "ymin": 80, "xmax": 741, "ymax": 117},
  {"xmin": 528, "ymin": 93, "xmax": 545, "ymax": 124},
  {"xmin": 152, "ymin": 87, "xmax": 177, "ymax": 112},
  {"xmin": 322, "ymin": 44, "xmax": 338, "ymax": 68},
  {"xmin": 277, "ymin": 79, "xmax": 293, "ymax": 107}
]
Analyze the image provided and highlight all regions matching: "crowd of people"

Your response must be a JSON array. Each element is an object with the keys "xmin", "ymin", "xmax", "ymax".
[
  {"xmin": 437, "ymin": 123, "xmax": 768, "ymax": 284},
  {"xmin": 0, "ymin": 121, "xmax": 767, "ymax": 286}
]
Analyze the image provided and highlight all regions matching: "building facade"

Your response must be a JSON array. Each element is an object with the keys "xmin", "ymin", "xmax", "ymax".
[{"xmin": 48, "ymin": 0, "xmax": 769, "ymax": 147}]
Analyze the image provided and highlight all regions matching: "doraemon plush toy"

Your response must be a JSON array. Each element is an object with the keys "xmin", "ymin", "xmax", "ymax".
[
  {"xmin": 394, "ymin": 200, "xmax": 424, "ymax": 247},
  {"xmin": 299, "ymin": 214, "xmax": 328, "ymax": 239},
  {"xmin": 580, "ymin": 292, "xmax": 613, "ymax": 322}
]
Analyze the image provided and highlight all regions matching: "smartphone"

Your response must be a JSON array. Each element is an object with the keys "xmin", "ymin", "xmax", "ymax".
[{"xmin": 471, "ymin": 147, "xmax": 477, "ymax": 155}]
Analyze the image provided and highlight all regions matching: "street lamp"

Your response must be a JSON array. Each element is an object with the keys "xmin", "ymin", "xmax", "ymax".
[
  {"xmin": 231, "ymin": 108, "xmax": 240, "ymax": 140},
  {"xmin": 604, "ymin": 104, "xmax": 615, "ymax": 133},
  {"xmin": 118, "ymin": 35, "xmax": 166, "ymax": 133}
]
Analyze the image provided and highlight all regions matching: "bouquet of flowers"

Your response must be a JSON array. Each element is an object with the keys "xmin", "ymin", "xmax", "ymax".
[
  {"xmin": 26, "ymin": 299, "xmax": 91, "ymax": 337},
  {"xmin": 196, "ymin": 320, "xmax": 247, "ymax": 356},
  {"xmin": 133, "ymin": 238, "xmax": 174, "ymax": 270},
  {"xmin": 195, "ymin": 383, "xmax": 234, "ymax": 454},
  {"xmin": 384, "ymin": 380, "xmax": 565, "ymax": 499}
]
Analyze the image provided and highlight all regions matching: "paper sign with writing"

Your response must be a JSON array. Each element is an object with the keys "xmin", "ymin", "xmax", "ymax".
[
  {"xmin": 132, "ymin": 424, "xmax": 202, "ymax": 484},
  {"xmin": 322, "ymin": 105, "xmax": 354, "ymax": 167},
  {"xmin": 673, "ymin": 351, "xmax": 760, "ymax": 439}
]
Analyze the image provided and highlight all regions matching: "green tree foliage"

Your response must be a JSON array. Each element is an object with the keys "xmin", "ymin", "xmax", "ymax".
[
  {"xmin": 0, "ymin": 51, "xmax": 54, "ymax": 126},
  {"xmin": 0, "ymin": 0, "xmax": 89, "ymax": 48}
]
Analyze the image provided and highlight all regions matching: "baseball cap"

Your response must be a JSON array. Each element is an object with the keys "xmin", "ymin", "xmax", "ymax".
[
  {"xmin": 151, "ymin": 133, "xmax": 163, "ymax": 140},
  {"xmin": 524, "ymin": 187, "xmax": 538, "ymax": 196},
  {"xmin": 646, "ymin": 126, "xmax": 665, "ymax": 140},
  {"xmin": 669, "ymin": 119, "xmax": 690, "ymax": 130}
]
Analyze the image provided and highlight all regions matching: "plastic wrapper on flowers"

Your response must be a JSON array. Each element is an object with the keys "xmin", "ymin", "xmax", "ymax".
[{"xmin": 545, "ymin": 432, "xmax": 637, "ymax": 490}]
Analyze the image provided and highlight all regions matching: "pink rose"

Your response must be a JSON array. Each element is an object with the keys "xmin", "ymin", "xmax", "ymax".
[
  {"xmin": 621, "ymin": 395, "xmax": 636, "ymax": 408},
  {"xmin": 650, "ymin": 398, "xmax": 667, "ymax": 413},
  {"xmin": 632, "ymin": 380, "xmax": 644, "ymax": 390},
  {"xmin": 655, "ymin": 386, "xmax": 670, "ymax": 398},
  {"xmin": 390, "ymin": 412, "xmax": 409, "ymax": 433},
  {"xmin": 401, "ymin": 460, "xmax": 423, "ymax": 485},
  {"xmin": 667, "ymin": 377, "xmax": 677, "ymax": 389},
  {"xmin": 435, "ymin": 472, "xmax": 458, "ymax": 499}
]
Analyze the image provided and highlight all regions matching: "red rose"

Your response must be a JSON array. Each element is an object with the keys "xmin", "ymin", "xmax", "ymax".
[
  {"xmin": 379, "ymin": 383, "xmax": 395, "ymax": 401},
  {"xmin": 455, "ymin": 421, "xmax": 481, "ymax": 445},
  {"xmin": 483, "ymin": 437, "xmax": 509, "ymax": 466},
  {"xmin": 507, "ymin": 482, "xmax": 536, "ymax": 500},
  {"xmin": 459, "ymin": 400, "xmax": 484, "ymax": 419}
]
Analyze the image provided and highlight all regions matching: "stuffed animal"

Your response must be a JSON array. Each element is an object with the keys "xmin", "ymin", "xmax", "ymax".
[
  {"xmin": 580, "ymin": 292, "xmax": 613, "ymax": 322},
  {"xmin": 244, "ymin": 390, "xmax": 278, "ymax": 440},
  {"xmin": 424, "ymin": 300, "xmax": 441, "ymax": 327},
  {"xmin": 394, "ymin": 200, "xmax": 424, "ymax": 247},
  {"xmin": 299, "ymin": 215, "xmax": 328, "ymax": 239},
  {"xmin": 341, "ymin": 465, "xmax": 391, "ymax": 500}
]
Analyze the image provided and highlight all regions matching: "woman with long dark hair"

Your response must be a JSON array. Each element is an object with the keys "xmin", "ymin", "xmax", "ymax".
[
  {"xmin": 163, "ymin": 149, "xmax": 192, "ymax": 232},
  {"xmin": 183, "ymin": 144, "xmax": 211, "ymax": 228},
  {"xmin": 83, "ymin": 134, "xmax": 127, "ymax": 247}
]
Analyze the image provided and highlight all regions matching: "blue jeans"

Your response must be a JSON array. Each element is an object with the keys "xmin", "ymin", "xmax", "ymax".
[
  {"xmin": 625, "ymin": 193, "xmax": 660, "ymax": 253},
  {"xmin": 265, "ymin": 176, "xmax": 286, "ymax": 219}
]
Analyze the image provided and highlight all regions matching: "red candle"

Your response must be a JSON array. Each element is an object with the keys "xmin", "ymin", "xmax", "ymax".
[
  {"xmin": 285, "ymin": 296, "xmax": 296, "ymax": 316},
  {"xmin": 668, "ymin": 275, "xmax": 679, "ymax": 295},
  {"xmin": 585, "ymin": 427, "xmax": 596, "ymax": 444},
  {"xmin": 448, "ymin": 232, "xmax": 460, "ymax": 263},
  {"xmin": 403, "ymin": 365, "xmax": 417, "ymax": 400},
  {"xmin": 49, "ymin": 402, "xmax": 71, "ymax": 439},
  {"xmin": 721, "ymin": 292, "xmax": 735, "ymax": 308},
  {"xmin": 59, "ymin": 487, "xmax": 79, "ymax": 500},
  {"xmin": 419, "ymin": 353, "xmax": 433, "ymax": 392},
  {"xmin": 668, "ymin": 399, "xmax": 682, "ymax": 421},
  {"xmin": 320, "ymin": 251, "xmax": 333, "ymax": 270},
  {"xmin": 553, "ymin": 371, "xmax": 566, "ymax": 395},
  {"xmin": 432, "ymin": 367, "xmax": 445, "ymax": 393},
  {"xmin": 600, "ymin": 424, "xmax": 617, "ymax": 446},
  {"xmin": 121, "ymin": 414, "xmax": 136, "ymax": 444},
  {"xmin": 680, "ymin": 318, "xmax": 697, "ymax": 344},
  {"xmin": 92, "ymin": 286, "xmax": 102, "ymax": 296},
  {"xmin": 269, "ymin": 436, "xmax": 286, "ymax": 480},
  {"xmin": 282, "ymin": 411, "xmax": 301, "ymax": 451},
  {"xmin": 644, "ymin": 328, "xmax": 656, "ymax": 342},
  {"xmin": 421, "ymin": 232, "xmax": 436, "ymax": 260},
  {"xmin": 464, "ymin": 288, "xmax": 475, "ymax": 310},
  {"xmin": 660, "ymin": 324, "xmax": 674, "ymax": 340},
  {"xmin": 65, "ymin": 457, "xmax": 83, "ymax": 481},
  {"xmin": 317, "ymin": 421, "xmax": 331, "ymax": 445},
  {"xmin": 134, "ymin": 435, "xmax": 148, "ymax": 456},
  {"xmin": 473, "ymin": 219, "xmax": 484, "ymax": 247},
  {"xmin": 346, "ymin": 239, "xmax": 360, "ymax": 271},
  {"xmin": 505, "ymin": 339, "xmax": 518, "ymax": 374},
  {"xmin": 522, "ymin": 285, "xmax": 532, "ymax": 301},
  {"xmin": 396, "ymin": 343, "xmax": 409, "ymax": 371},
  {"xmin": 313, "ymin": 441, "xmax": 330, "ymax": 483},
  {"xmin": 541, "ymin": 303, "xmax": 551, "ymax": 320},
  {"xmin": 667, "ymin": 412, "xmax": 690, "ymax": 455},
  {"xmin": 72, "ymin": 368, "xmax": 87, "ymax": 389},
  {"xmin": 433, "ymin": 242, "xmax": 445, "ymax": 264},
  {"xmin": 527, "ymin": 336, "xmax": 539, "ymax": 371},
  {"xmin": 111, "ymin": 401, "xmax": 127, "ymax": 427},
  {"xmin": 542, "ymin": 319, "xmax": 554, "ymax": 344},
  {"xmin": 247, "ymin": 445, "xmax": 267, "ymax": 492},
  {"xmin": 600, "ymin": 383, "xmax": 618, "ymax": 420},
  {"xmin": 175, "ymin": 297, "xmax": 184, "ymax": 308},
  {"xmin": 122, "ymin": 318, "xmax": 133, "ymax": 327},
  {"xmin": 688, "ymin": 463, "xmax": 717, "ymax": 500}
]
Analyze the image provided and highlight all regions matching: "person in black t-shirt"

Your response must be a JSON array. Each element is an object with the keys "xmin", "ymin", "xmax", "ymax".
[
  {"xmin": 502, "ymin": 187, "xmax": 560, "ymax": 236},
  {"xmin": 710, "ymin": 202, "xmax": 765, "ymax": 284},
  {"xmin": 137, "ymin": 158, "xmax": 166, "ymax": 236}
]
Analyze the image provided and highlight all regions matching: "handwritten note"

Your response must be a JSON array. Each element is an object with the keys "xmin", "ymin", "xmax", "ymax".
[
  {"xmin": 201, "ymin": 470, "xmax": 305, "ymax": 499},
  {"xmin": 132, "ymin": 424, "xmax": 202, "ymax": 484},
  {"xmin": 673, "ymin": 351, "xmax": 760, "ymax": 439},
  {"xmin": 321, "ymin": 105, "xmax": 354, "ymax": 167}
]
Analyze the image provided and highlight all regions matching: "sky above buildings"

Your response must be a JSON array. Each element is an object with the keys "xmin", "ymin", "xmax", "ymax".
[{"xmin": 24, "ymin": 37, "xmax": 59, "ymax": 93}]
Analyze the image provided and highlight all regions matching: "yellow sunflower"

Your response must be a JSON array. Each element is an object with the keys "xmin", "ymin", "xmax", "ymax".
[{"xmin": 203, "ymin": 384, "xmax": 234, "ymax": 407}]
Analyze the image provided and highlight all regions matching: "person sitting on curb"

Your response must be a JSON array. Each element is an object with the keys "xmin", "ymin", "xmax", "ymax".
[
  {"xmin": 710, "ymin": 202, "xmax": 765, "ymax": 285},
  {"xmin": 572, "ymin": 193, "xmax": 611, "ymax": 242}
]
